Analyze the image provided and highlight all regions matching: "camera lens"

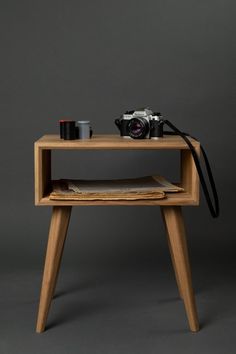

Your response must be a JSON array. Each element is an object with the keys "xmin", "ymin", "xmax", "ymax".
[{"xmin": 128, "ymin": 118, "xmax": 149, "ymax": 139}]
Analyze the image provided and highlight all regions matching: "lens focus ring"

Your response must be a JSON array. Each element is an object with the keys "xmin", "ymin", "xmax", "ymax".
[{"xmin": 128, "ymin": 118, "xmax": 149, "ymax": 139}]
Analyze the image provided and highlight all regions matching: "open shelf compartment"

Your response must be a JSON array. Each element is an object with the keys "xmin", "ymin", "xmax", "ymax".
[{"xmin": 34, "ymin": 135, "xmax": 200, "ymax": 206}]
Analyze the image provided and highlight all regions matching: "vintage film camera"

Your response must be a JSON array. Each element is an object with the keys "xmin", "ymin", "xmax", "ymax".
[{"xmin": 115, "ymin": 108, "xmax": 164, "ymax": 139}]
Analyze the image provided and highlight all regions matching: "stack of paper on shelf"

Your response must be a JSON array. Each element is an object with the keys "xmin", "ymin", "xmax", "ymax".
[{"xmin": 49, "ymin": 175, "xmax": 183, "ymax": 201}]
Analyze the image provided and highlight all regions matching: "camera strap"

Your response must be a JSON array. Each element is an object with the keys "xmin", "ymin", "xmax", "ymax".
[{"xmin": 163, "ymin": 119, "xmax": 219, "ymax": 218}]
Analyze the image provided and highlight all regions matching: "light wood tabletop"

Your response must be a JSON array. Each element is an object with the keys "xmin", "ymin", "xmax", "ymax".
[{"xmin": 35, "ymin": 134, "xmax": 200, "ymax": 150}]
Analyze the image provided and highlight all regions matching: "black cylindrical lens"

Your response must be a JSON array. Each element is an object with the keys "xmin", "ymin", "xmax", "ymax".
[
  {"xmin": 128, "ymin": 118, "xmax": 149, "ymax": 139},
  {"xmin": 59, "ymin": 120, "xmax": 77, "ymax": 140}
]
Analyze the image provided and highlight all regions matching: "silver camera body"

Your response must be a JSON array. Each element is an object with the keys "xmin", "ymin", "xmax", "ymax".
[{"xmin": 115, "ymin": 108, "xmax": 164, "ymax": 139}]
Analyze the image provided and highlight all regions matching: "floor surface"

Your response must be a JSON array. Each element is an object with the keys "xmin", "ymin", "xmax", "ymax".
[{"xmin": 1, "ymin": 258, "xmax": 235, "ymax": 354}]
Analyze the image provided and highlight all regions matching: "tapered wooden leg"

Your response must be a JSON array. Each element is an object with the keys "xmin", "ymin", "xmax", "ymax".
[
  {"xmin": 161, "ymin": 206, "xmax": 199, "ymax": 332},
  {"xmin": 51, "ymin": 229, "xmax": 67, "ymax": 300},
  {"xmin": 161, "ymin": 208, "xmax": 183, "ymax": 299},
  {"xmin": 36, "ymin": 206, "xmax": 72, "ymax": 333}
]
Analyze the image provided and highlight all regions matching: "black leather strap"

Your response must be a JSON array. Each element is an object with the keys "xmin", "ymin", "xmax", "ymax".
[{"xmin": 163, "ymin": 119, "xmax": 219, "ymax": 218}]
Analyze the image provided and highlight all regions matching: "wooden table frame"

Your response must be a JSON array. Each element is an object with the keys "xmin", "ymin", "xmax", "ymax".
[{"xmin": 34, "ymin": 134, "xmax": 200, "ymax": 333}]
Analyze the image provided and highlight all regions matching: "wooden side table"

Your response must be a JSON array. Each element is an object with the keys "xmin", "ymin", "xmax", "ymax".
[{"xmin": 34, "ymin": 134, "xmax": 200, "ymax": 333}]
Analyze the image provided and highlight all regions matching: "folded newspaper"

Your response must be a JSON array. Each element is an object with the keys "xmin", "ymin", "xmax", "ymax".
[{"xmin": 49, "ymin": 175, "xmax": 183, "ymax": 201}]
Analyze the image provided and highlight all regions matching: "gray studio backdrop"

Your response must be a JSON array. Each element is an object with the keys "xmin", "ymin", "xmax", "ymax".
[{"xmin": 0, "ymin": 0, "xmax": 235, "ymax": 270}]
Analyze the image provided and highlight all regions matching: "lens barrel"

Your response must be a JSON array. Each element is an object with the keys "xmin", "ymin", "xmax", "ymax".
[{"xmin": 128, "ymin": 117, "xmax": 149, "ymax": 139}]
